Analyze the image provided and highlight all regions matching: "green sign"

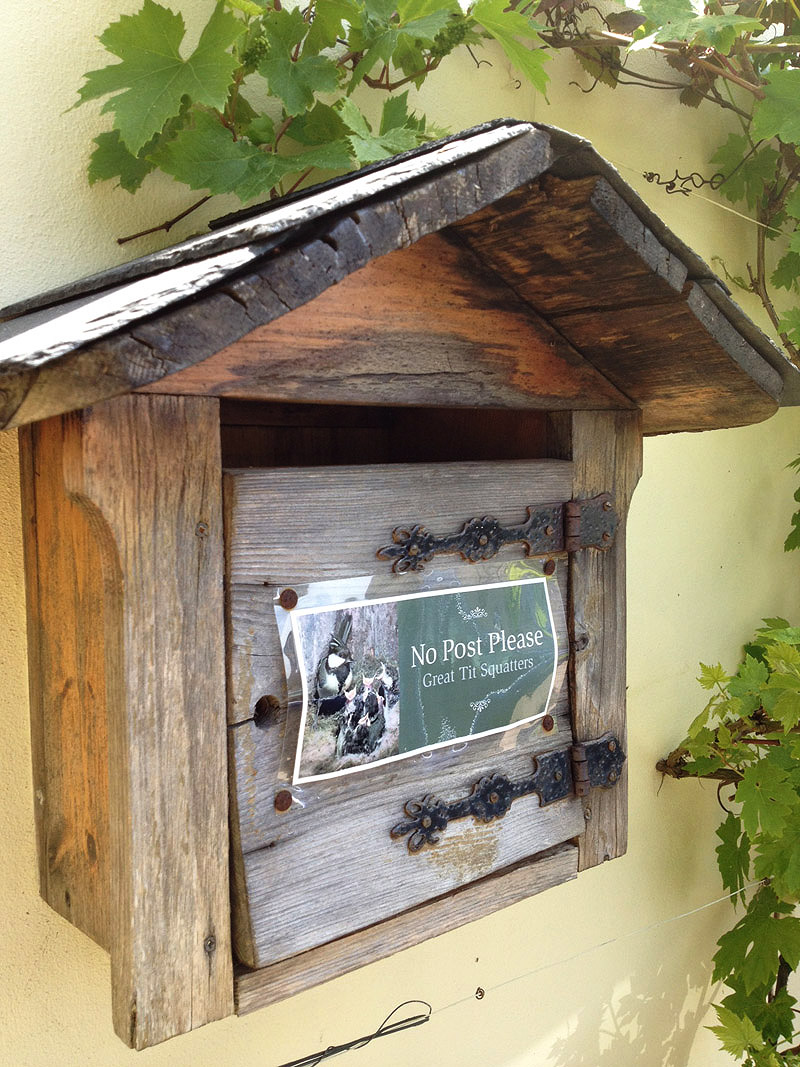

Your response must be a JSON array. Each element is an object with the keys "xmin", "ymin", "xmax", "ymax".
[{"xmin": 290, "ymin": 577, "xmax": 557, "ymax": 783}]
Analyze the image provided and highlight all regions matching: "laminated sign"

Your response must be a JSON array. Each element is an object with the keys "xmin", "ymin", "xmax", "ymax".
[{"xmin": 288, "ymin": 577, "xmax": 558, "ymax": 783}]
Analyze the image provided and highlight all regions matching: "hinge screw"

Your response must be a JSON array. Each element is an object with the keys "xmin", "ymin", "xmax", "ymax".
[
  {"xmin": 608, "ymin": 740, "xmax": 617, "ymax": 753},
  {"xmin": 608, "ymin": 771, "xmax": 618, "ymax": 783},
  {"xmin": 603, "ymin": 499, "xmax": 613, "ymax": 511}
]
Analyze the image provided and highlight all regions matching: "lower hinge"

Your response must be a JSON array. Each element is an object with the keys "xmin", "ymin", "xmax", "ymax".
[{"xmin": 390, "ymin": 733, "xmax": 625, "ymax": 852}]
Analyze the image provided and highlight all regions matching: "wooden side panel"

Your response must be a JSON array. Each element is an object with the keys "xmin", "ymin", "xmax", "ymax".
[
  {"xmin": 66, "ymin": 395, "xmax": 233, "ymax": 1048},
  {"xmin": 235, "ymin": 842, "xmax": 578, "ymax": 1015},
  {"xmin": 549, "ymin": 411, "xmax": 642, "ymax": 868},
  {"xmin": 18, "ymin": 417, "xmax": 114, "ymax": 950},
  {"xmin": 140, "ymin": 234, "xmax": 635, "ymax": 413}
]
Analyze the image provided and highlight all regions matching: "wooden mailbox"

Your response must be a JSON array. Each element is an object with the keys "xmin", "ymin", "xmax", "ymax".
[{"xmin": 2, "ymin": 120, "xmax": 798, "ymax": 1049}]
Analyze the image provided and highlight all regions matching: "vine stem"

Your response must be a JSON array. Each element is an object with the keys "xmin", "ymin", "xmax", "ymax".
[{"xmin": 117, "ymin": 195, "xmax": 211, "ymax": 246}]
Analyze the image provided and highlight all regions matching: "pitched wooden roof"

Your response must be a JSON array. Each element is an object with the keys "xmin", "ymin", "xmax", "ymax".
[{"xmin": 1, "ymin": 119, "xmax": 797, "ymax": 434}]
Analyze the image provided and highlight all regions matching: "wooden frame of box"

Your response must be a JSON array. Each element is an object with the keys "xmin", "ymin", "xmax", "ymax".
[{"xmin": 3, "ymin": 121, "xmax": 797, "ymax": 1049}]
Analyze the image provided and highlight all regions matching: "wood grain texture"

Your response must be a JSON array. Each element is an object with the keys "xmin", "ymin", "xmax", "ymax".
[
  {"xmin": 224, "ymin": 459, "xmax": 574, "ymax": 587},
  {"xmin": 18, "ymin": 417, "xmax": 113, "ymax": 950},
  {"xmin": 140, "ymin": 234, "xmax": 635, "ymax": 413},
  {"xmin": 60, "ymin": 395, "xmax": 233, "ymax": 1048},
  {"xmin": 234, "ymin": 842, "xmax": 578, "ymax": 1015},
  {"xmin": 224, "ymin": 461, "xmax": 580, "ymax": 969},
  {"xmin": 451, "ymin": 175, "xmax": 783, "ymax": 432},
  {"xmin": 549, "ymin": 411, "xmax": 642, "ymax": 869}
]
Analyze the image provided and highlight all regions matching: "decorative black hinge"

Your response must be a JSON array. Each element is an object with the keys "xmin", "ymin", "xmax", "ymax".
[
  {"xmin": 390, "ymin": 734, "xmax": 624, "ymax": 853},
  {"xmin": 377, "ymin": 494, "xmax": 617, "ymax": 573}
]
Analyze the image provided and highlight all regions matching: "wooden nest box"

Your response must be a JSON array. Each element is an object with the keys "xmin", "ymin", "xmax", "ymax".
[{"xmin": 2, "ymin": 121, "xmax": 797, "ymax": 1049}]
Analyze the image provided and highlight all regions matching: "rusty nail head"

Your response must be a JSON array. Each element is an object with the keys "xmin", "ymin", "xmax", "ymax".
[
  {"xmin": 608, "ymin": 740, "xmax": 617, "ymax": 753},
  {"xmin": 489, "ymin": 792, "xmax": 499, "ymax": 805},
  {"xmin": 584, "ymin": 806, "xmax": 592, "ymax": 821},
  {"xmin": 554, "ymin": 769, "xmax": 563, "ymax": 782},
  {"xmin": 274, "ymin": 789, "xmax": 293, "ymax": 812},
  {"xmin": 603, "ymin": 499, "xmax": 613, "ymax": 511},
  {"xmin": 279, "ymin": 588, "xmax": 298, "ymax": 610},
  {"xmin": 602, "ymin": 531, "xmax": 611, "ymax": 542},
  {"xmin": 422, "ymin": 815, "xmax": 432, "ymax": 829},
  {"xmin": 608, "ymin": 771, "xmax": 618, "ymax": 783},
  {"xmin": 204, "ymin": 935, "xmax": 217, "ymax": 955},
  {"xmin": 545, "ymin": 525, "xmax": 554, "ymax": 537},
  {"xmin": 479, "ymin": 535, "xmax": 488, "ymax": 546},
  {"xmin": 542, "ymin": 714, "xmax": 555, "ymax": 733},
  {"xmin": 543, "ymin": 559, "xmax": 556, "ymax": 576},
  {"xmin": 195, "ymin": 521, "xmax": 209, "ymax": 538}
]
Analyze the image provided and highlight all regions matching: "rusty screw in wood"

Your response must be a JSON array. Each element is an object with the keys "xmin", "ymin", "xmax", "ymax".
[
  {"xmin": 554, "ymin": 769, "xmax": 563, "ymax": 782},
  {"xmin": 274, "ymin": 789, "xmax": 293, "ymax": 813},
  {"xmin": 204, "ymin": 935, "xmax": 217, "ymax": 956},
  {"xmin": 279, "ymin": 588, "xmax": 298, "ymax": 610},
  {"xmin": 195, "ymin": 521, "xmax": 209, "ymax": 538},
  {"xmin": 489, "ymin": 792, "xmax": 499, "ymax": 805},
  {"xmin": 608, "ymin": 740, "xmax": 617, "ymax": 753},
  {"xmin": 602, "ymin": 531, "xmax": 611, "ymax": 542},
  {"xmin": 478, "ymin": 535, "xmax": 489, "ymax": 546},
  {"xmin": 608, "ymin": 771, "xmax": 618, "ymax": 783},
  {"xmin": 421, "ymin": 815, "xmax": 432, "ymax": 829},
  {"xmin": 543, "ymin": 559, "xmax": 556, "ymax": 576},
  {"xmin": 541, "ymin": 714, "xmax": 555, "ymax": 733},
  {"xmin": 603, "ymin": 499, "xmax": 613, "ymax": 511},
  {"xmin": 475, "ymin": 987, "xmax": 485, "ymax": 1000}
]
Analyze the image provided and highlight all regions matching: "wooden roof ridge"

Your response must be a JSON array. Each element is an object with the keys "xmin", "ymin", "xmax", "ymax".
[{"xmin": 0, "ymin": 119, "xmax": 797, "ymax": 434}]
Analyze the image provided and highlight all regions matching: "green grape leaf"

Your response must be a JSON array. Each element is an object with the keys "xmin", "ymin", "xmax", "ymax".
[
  {"xmin": 710, "ymin": 134, "xmax": 779, "ymax": 209},
  {"xmin": 88, "ymin": 130, "xmax": 155, "ymax": 192},
  {"xmin": 785, "ymin": 512, "xmax": 800, "ymax": 552},
  {"xmin": 289, "ymin": 139, "xmax": 355, "ymax": 171},
  {"xmin": 708, "ymin": 1005, "xmax": 765, "ymax": 1058},
  {"xmin": 785, "ymin": 185, "xmax": 800, "ymax": 221},
  {"xmin": 736, "ymin": 755, "xmax": 797, "ymax": 838},
  {"xmin": 752, "ymin": 69, "xmax": 800, "ymax": 144},
  {"xmin": 245, "ymin": 114, "xmax": 276, "ymax": 147},
  {"xmin": 728, "ymin": 655, "xmax": 770, "ymax": 716},
  {"xmin": 766, "ymin": 641, "xmax": 800, "ymax": 673},
  {"xmin": 771, "ymin": 251, "xmax": 800, "ymax": 292},
  {"xmin": 754, "ymin": 827, "xmax": 800, "ymax": 902},
  {"xmin": 637, "ymin": 0, "xmax": 762, "ymax": 52},
  {"xmin": 304, "ymin": 0, "xmax": 359, "ymax": 56},
  {"xmin": 261, "ymin": 6, "xmax": 307, "ymax": 52},
  {"xmin": 153, "ymin": 108, "xmax": 286, "ymax": 200},
  {"xmin": 225, "ymin": 0, "xmax": 263, "ymax": 15},
  {"xmin": 76, "ymin": 0, "xmax": 245, "ymax": 155},
  {"xmin": 261, "ymin": 53, "xmax": 341, "ymax": 117},
  {"xmin": 338, "ymin": 96, "xmax": 422, "ymax": 164},
  {"xmin": 779, "ymin": 307, "xmax": 800, "ymax": 347},
  {"xmin": 698, "ymin": 662, "xmax": 730, "ymax": 691},
  {"xmin": 471, "ymin": 0, "xmax": 550, "ymax": 96},
  {"xmin": 288, "ymin": 103, "xmax": 349, "ymax": 147},
  {"xmin": 716, "ymin": 811, "xmax": 751, "ymax": 902},
  {"xmin": 722, "ymin": 985, "xmax": 797, "ymax": 1048},
  {"xmin": 714, "ymin": 887, "xmax": 800, "ymax": 992}
]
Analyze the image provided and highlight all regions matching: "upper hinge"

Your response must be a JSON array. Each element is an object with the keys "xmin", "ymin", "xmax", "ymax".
[{"xmin": 377, "ymin": 494, "xmax": 618, "ymax": 573}]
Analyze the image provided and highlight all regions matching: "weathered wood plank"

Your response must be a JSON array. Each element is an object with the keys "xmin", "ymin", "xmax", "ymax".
[
  {"xmin": 550, "ymin": 288, "xmax": 780, "ymax": 432},
  {"xmin": 0, "ymin": 127, "xmax": 551, "ymax": 431},
  {"xmin": 64, "ymin": 395, "xmax": 233, "ymax": 1048},
  {"xmin": 234, "ymin": 842, "xmax": 578, "ymax": 1015},
  {"xmin": 224, "ymin": 459, "xmax": 574, "ymax": 586},
  {"xmin": 140, "ymin": 234, "xmax": 635, "ymax": 412},
  {"xmin": 451, "ymin": 175, "xmax": 782, "ymax": 432},
  {"xmin": 450, "ymin": 174, "xmax": 688, "ymax": 315},
  {"xmin": 549, "ymin": 411, "xmax": 642, "ymax": 869},
  {"xmin": 18, "ymin": 418, "xmax": 112, "ymax": 950}
]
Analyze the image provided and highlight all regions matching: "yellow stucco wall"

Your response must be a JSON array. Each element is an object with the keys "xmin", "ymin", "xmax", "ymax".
[{"xmin": 3, "ymin": 4, "xmax": 800, "ymax": 1065}]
